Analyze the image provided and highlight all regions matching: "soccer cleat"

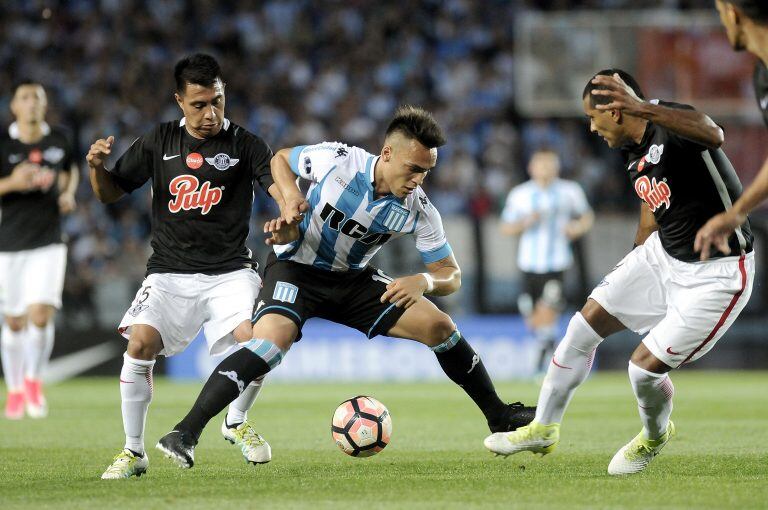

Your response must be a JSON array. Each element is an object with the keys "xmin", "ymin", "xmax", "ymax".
[
  {"xmin": 156, "ymin": 430, "xmax": 197, "ymax": 468},
  {"xmin": 4, "ymin": 391, "xmax": 25, "ymax": 420},
  {"xmin": 484, "ymin": 421, "xmax": 560, "ymax": 456},
  {"xmin": 100, "ymin": 449, "xmax": 148, "ymax": 479},
  {"xmin": 607, "ymin": 421, "xmax": 675, "ymax": 476},
  {"xmin": 24, "ymin": 379, "xmax": 48, "ymax": 419},
  {"xmin": 488, "ymin": 402, "xmax": 537, "ymax": 433},
  {"xmin": 221, "ymin": 420, "xmax": 272, "ymax": 464}
]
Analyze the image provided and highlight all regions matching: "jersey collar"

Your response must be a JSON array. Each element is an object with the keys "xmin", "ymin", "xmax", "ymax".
[
  {"xmin": 179, "ymin": 117, "xmax": 231, "ymax": 131},
  {"xmin": 8, "ymin": 121, "xmax": 50, "ymax": 140}
]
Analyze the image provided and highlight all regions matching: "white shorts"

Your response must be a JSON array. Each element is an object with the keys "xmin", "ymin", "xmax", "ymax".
[
  {"xmin": 589, "ymin": 232, "xmax": 754, "ymax": 368},
  {"xmin": 0, "ymin": 243, "xmax": 67, "ymax": 316},
  {"xmin": 118, "ymin": 268, "xmax": 262, "ymax": 357}
]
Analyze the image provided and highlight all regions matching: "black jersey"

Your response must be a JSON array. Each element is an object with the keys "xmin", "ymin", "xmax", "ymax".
[
  {"xmin": 0, "ymin": 123, "xmax": 76, "ymax": 252},
  {"xmin": 753, "ymin": 59, "xmax": 768, "ymax": 128},
  {"xmin": 108, "ymin": 118, "xmax": 274, "ymax": 275},
  {"xmin": 622, "ymin": 101, "xmax": 753, "ymax": 262}
]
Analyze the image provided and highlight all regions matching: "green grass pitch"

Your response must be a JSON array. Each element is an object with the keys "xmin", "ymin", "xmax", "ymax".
[{"xmin": 1, "ymin": 371, "xmax": 767, "ymax": 509}]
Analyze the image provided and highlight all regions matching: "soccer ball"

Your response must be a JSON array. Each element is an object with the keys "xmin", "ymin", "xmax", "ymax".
[{"xmin": 331, "ymin": 395, "xmax": 392, "ymax": 457}]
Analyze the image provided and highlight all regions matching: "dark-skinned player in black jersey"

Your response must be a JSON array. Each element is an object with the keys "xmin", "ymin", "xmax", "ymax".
[
  {"xmin": 88, "ymin": 54, "xmax": 289, "ymax": 479},
  {"xmin": 485, "ymin": 69, "xmax": 755, "ymax": 476},
  {"xmin": 696, "ymin": 1, "xmax": 768, "ymax": 259}
]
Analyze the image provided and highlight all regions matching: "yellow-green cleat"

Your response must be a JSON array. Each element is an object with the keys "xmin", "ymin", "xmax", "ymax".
[
  {"xmin": 221, "ymin": 419, "xmax": 271, "ymax": 464},
  {"xmin": 100, "ymin": 449, "xmax": 148, "ymax": 479},
  {"xmin": 484, "ymin": 421, "xmax": 560, "ymax": 457},
  {"xmin": 608, "ymin": 421, "xmax": 675, "ymax": 476}
]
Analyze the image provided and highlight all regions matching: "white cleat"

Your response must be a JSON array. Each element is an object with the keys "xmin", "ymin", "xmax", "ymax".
[
  {"xmin": 222, "ymin": 419, "xmax": 272, "ymax": 464},
  {"xmin": 484, "ymin": 422, "xmax": 560, "ymax": 457},
  {"xmin": 608, "ymin": 421, "xmax": 675, "ymax": 476},
  {"xmin": 24, "ymin": 379, "xmax": 48, "ymax": 419},
  {"xmin": 101, "ymin": 449, "xmax": 148, "ymax": 479}
]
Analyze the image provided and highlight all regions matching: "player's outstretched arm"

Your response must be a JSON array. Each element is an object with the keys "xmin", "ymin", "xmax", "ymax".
[
  {"xmin": 270, "ymin": 148, "xmax": 309, "ymax": 224},
  {"xmin": 591, "ymin": 73, "xmax": 724, "ymax": 149},
  {"xmin": 86, "ymin": 136, "xmax": 125, "ymax": 203},
  {"xmin": 380, "ymin": 254, "xmax": 461, "ymax": 309},
  {"xmin": 634, "ymin": 202, "xmax": 659, "ymax": 247}
]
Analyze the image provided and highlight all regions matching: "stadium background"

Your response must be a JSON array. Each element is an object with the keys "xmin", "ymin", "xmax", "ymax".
[{"xmin": 1, "ymin": 0, "xmax": 766, "ymax": 382}]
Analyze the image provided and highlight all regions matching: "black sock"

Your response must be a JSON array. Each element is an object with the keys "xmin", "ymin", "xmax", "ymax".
[
  {"xmin": 434, "ymin": 335, "xmax": 506, "ymax": 423},
  {"xmin": 175, "ymin": 348, "xmax": 271, "ymax": 442}
]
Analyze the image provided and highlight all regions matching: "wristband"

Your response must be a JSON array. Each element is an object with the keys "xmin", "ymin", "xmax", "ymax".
[{"xmin": 420, "ymin": 272, "xmax": 436, "ymax": 293}]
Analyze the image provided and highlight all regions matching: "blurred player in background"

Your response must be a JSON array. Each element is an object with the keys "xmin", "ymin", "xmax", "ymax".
[
  {"xmin": 88, "ymin": 54, "xmax": 281, "ymax": 479},
  {"xmin": 155, "ymin": 106, "xmax": 535, "ymax": 469},
  {"xmin": 500, "ymin": 149, "xmax": 593, "ymax": 375},
  {"xmin": 486, "ymin": 70, "xmax": 755, "ymax": 475},
  {"xmin": 0, "ymin": 80, "xmax": 78, "ymax": 420},
  {"xmin": 696, "ymin": 1, "xmax": 768, "ymax": 258}
]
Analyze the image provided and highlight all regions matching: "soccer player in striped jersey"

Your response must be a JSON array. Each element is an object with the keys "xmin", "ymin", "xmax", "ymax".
[
  {"xmin": 156, "ymin": 106, "xmax": 535, "ymax": 468},
  {"xmin": 485, "ymin": 70, "xmax": 755, "ymax": 475},
  {"xmin": 501, "ymin": 149, "xmax": 593, "ymax": 375}
]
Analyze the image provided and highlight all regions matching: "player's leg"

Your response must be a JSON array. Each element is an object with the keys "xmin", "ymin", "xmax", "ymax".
[
  {"xmin": 2, "ymin": 315, "xmax": 27, "ymax": 420},
  {"xmin": 23, "ymin": 303, "xmax": 55, "ymax": 418},
  {"xmin": 531, "ymin": 277, "xmax": 564, "ymax": 374}
]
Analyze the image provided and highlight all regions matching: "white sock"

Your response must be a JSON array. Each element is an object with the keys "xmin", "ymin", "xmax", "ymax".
[
  {"xmin": 24, "ymin": 323, "xmax": 53, "ymax": 381},
  {"xmin": 226, "ymin": 375, "xmax": 266, "ymax": 426},
  {"xmin": 1, "ymin": 324, "xmax": 25, "ymax": 392},
  {"xmin": 120, "ymin": 353, "xmax": 155, "ymax": 455},
  {"xmin": 628, "ymin": 361, "xmax": 674, "ymax": 440},
  {"xmin": 535, "ymin": 313, "xmax": 602, "ymax": 425}
]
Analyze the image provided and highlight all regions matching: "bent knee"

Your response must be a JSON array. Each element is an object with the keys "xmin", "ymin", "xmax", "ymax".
[
  {"xmin": 423, "ymin": 313, "xmax": 457, "ymax": 347},
  {"xmin": 4, "ymin": 316, "xmax": 26, "ymax": 331},
  {"xmin": 126, "ymin": 327, "xmax": 163, "ymax": 360},
  {"xmin": 233, "ymin": 320, "xmax": 253, "ymax": 343}
]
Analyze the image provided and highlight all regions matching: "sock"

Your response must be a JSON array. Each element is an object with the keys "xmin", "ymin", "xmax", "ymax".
[
  {"xmin": 226, "ymin": 375, "xmax": 266, "ymax": 427},
  {"xmin": 24, "ymin": 323, "xmax": 54, "ymax": 381},
  {"xmin": 535, "ymin": 313, "xmax": 602, "ymax": 425},
  {"xmin": 120, "ymin": 353, "xmax": 156, "ymax": 454},
  {"xmin": 432, "ymin": 331, "xmax": 507, "ymax": 423},
  {"xmin": 1, "ymin": 324, "xmax": 25, "ymax": 392},
  {"xmin": 628, "ymin": 361, "xmax": 674, "ymax": 439},
  {"xmin": 175, "ymin": 339, "xmax": 283, "ymax": 442}
]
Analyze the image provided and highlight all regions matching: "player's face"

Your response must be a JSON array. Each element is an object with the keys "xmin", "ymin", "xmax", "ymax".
[
  {"xmin": 583, "ymin": 96, "xmax": 623, "ymax": 148},
  {"xmin": 716, "ymin": 0, "xmax": 746, "ymax": 51},
  {"xmin": 528, "ymin": 152, "xmax": 560, "ymax": 183},
  {"xmin": 10, "ymin": 84, "xmax": 47, "ymax": 124},
  {"xmin": 382, "ymin": 136, "xmax": 437, "ymax": 198},
  {"xmin": 175, "ymin": 78, "xmax": 226, "ymax": 139}
]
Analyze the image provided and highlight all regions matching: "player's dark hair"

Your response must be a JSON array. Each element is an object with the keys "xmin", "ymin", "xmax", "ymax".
[
  {"xmin": 583, "ymin": 69, "xmax": 645, "ymax": 108},
  {"xmin": 174, "ymin": 53, "xmax": 223, "ymax": 93},
  {"xmin": 729, "ymin": 0, "xmax": 768, "ymax": 23},
  {"xmin": 385, "ymin": 105, "xmax": 446, "ymax": 148},
  {"xmin": 12, "ymin": 78, "xmax": 43, "ymax": 96}
]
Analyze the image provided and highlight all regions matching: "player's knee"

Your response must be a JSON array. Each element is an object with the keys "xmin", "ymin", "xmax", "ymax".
[
  {"xmin": 5, "ymin": 316, "xmax": 26, "ymax": 332},
  {"xmin": 126, "ymin": 332, "xmax": 162, "ymax": 361},
  {"xmin": 424, "ymin": 312, "xmax": 456, "ymax": 347},
  {"xmin": 579, "ymin": 299, "xmax": 624, "ymax": 338},
  {"xmin": 232, "ymin": 320, "xmax": 252, "ymax": 343}
]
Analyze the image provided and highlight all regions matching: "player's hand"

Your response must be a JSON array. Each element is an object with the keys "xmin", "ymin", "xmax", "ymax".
[
  {"xmin": 58, "ymin": 191, "xmax": 76, "ymax": 214},
  {"xmin": 264, "ymin": 217, "xmax": 300, "ymax": 246},
  {"xmin": 380, "ymin": 275, "xmax": 428, "ymax": 309},
  {"xmin": 694, "ymin": 210, "xmax": 744, "ymax": 261},
  {"xmin": 281, "ymin": 195, "xmax": 310, "ymax": 224},
  {"xmin": 33, "ymin": 166, "xmax": 56, "ymax": 192},
  {"xmin": 7, "ymin": 162, "xmax": 40, "ymax": 192},
  {"xmin": 564, "ymin": 220, "xmax": 582, "ymax": 240},
  {"xmin": 86, "ymin": 136, "xmax": 115, "ymax": 169},
  {"xmin": 591, "ymin": 73, "xmax": 645, "ymax": 115}
]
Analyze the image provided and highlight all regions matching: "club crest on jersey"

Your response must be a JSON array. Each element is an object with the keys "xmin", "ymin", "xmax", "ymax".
[
  {"xmin": 634, "ymin": 175, "xmax": 671, "ymax": 212},
  {"xmin": 273, "ymin": 281, "xmax": 298, "ymax": 304},
  {"xmin": 637, "ymin": 144, "xmax": 664, "ymax": 172},
  {"xmin": 42, "ymin": 146, "xmax": 65, "ymax": 164},
  {"xmin": 205, "ymin": 153, "xmax": 239, "ymax": 171},
  {"xmin": 168, "ymin": 174, "xmax": 223, "ymax": 215},
  {"xmin": 382, "ymin": 204, "xmax": 409, "ymax": 232}
]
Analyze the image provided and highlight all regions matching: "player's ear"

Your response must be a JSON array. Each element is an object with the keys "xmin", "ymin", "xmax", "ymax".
[
  {"xmin": 174, "ymin": 92, "xmax": 184, "ymax": 109},
  {"xmin": 611, "ymin": 108, "xmax": 622, "ymax": 124},
  {"xmin": 381, "ymin": 144, "xmax": 392, "ymax": 162}
]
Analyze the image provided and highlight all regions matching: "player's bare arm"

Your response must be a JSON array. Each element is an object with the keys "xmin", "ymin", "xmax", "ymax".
[
  {"xmin": 500, "ymin": 213, "xmax": 540, "ymax": 236},
  {"xmin": 564, "ymin": 210, "xmax": 594, "ymax": 240},
  {"xmin": 591, "ymin": 73, "xmax": 724, "ymax": 149},
  {"xmin": 56, "ymin": 162, "xmax": 79, "ymax": 213},
  {"xmin": 86, "ymin": 135, "xmax": 125, "ymax": 203},
  {"xmin": 380, "ymin": 254, "xmax": 461, "ymax": 309},
  {"xmin": 0, "ymin": 162, "xmax": 40, "ymax": 196},
  {"xmin": 634, "ymin": 202, "xmax": 659, "ymax": 246},
  {"xmin": 270, "ymin": 148, "xmax": 309, "ymax": 224}
]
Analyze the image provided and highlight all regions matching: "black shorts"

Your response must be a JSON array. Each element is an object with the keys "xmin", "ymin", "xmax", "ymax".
[
  {"xmin": 521, "ymin": 271, "xmax": 565, "ymax": 308},
  {"xmin": 253, "ymin": 254, "xmax": 408, "ymax": 341}
]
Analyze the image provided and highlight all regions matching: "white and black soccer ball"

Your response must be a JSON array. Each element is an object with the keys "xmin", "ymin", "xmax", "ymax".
[{"xmin": 331, "ymin": 395, "xmax": 392, "ymax": 457}]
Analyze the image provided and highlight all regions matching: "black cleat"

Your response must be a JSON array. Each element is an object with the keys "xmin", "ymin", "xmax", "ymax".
[
  {"xmin": 488, "ymin": 402, "xmax": 536, "ymax": 433},
  {"xmin": 156, "ymin": 430, "xmax": 197, "ymax": 469}
]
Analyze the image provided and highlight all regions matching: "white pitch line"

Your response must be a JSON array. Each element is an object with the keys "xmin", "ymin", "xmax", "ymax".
[{"xmin": 43, "ymin": 341, "xmax": 122, "ymax": 384}]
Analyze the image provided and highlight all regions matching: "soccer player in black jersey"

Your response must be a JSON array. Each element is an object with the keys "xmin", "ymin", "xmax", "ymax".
[
  {"xmin": 696, "ymin": 1, "xmax": 768, "ymax": 259},
  {"xmin": 0, "ymin": 80, "xmax": 78, "ymax": 421},
  {"xmin": 89, "ymin": 54, "xmax": 283, "ymax": 479},
  {"xmin": 485, "ymin": 69, "xmax": 755, "ymax": 476}
]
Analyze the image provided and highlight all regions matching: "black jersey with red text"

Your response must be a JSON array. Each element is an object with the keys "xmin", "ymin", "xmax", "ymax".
[
  {"xmin": 753, "ymin": 60, "xmax": 768, "ymax": 128},
  {"xmin": 108, "ymin": 118, "xmax": 274, "ymax": 275},
  {"xmin": 0, "ymin": 123, "xmax": 76, "ymax": 252},
  {"xmin": 622, "ymin": 101, "xmax": 753, "ymax": 262}
]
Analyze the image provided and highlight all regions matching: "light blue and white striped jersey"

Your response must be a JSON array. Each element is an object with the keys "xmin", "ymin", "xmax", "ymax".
[
  {"xmin": 501, "ymin": 178, "xmax": 591, "ymax": 274},
  {"xmin": 274, "ymin": 142, "xmax": 452, "ymax": 271}
]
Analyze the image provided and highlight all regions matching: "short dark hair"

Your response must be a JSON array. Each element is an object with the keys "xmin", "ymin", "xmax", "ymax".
[
  {"xmin": 582, "ymin": 69, "xmax": 645, "ymax": 108},
  {"xmin": 12, "ymin": 79, "xmax": 43, "ymax": 96},
  {"xmin": 728, "ymin": 0, "xmax": 768, "ymax": 23},
  {"xmin": 385, "ymin": 105, "xmax": 446, "ymax": 148},
  {"xmin": 174, "ymin": 53, "xmax": 223, "ymax": 93}
]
